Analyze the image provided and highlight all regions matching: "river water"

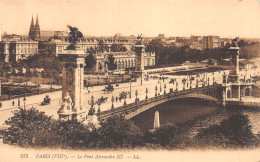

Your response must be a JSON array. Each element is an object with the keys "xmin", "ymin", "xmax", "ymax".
[{"xmin": 131, "ymin": 98, "xmax": 260, "ymax": 137}]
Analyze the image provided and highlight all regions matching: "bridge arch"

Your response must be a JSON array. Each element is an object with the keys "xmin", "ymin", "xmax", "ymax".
[{"xmin": 125, "ymin": 93, "xmax": 219, "ymax": 120}]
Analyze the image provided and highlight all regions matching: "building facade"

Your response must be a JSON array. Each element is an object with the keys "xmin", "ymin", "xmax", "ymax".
[
  {"xmin": 0, "ymin": 40, "xmax": 38, "ymax": 62},
  {"xmin": 94, "ymin": 51, "xmax": 155, "ymax": 72},
  {"xmin": 202, "ymin": 35, "xmax": 221, "ymax": 50}
]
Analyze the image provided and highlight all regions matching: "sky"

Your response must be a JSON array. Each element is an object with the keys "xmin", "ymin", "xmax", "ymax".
[{"xmin": 0, "ymin": 0, "xmax": 260, "ymax": 38}]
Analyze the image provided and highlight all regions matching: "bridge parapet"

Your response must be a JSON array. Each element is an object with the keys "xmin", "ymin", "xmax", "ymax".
[{"xmin": 97, "ymin": 84, "xmax": 223, "ymax": 121}]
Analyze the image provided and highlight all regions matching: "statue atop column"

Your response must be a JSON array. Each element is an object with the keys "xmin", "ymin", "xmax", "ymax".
[
  {"xmin": 231, "ymin": 37, "xmax": 239, "ymax": 47},
  {"xmin": 67, "ymin": 25, "xmax": 84, "ymax": 50},
  {"xmin": 136, "ymin": 34, "xmax": 143, "ymax": 45}
]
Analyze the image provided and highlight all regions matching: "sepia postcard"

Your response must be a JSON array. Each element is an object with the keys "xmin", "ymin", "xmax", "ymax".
[{"xmin": 0, "ymin": 0, "xmax": 260, "ymax": 161}]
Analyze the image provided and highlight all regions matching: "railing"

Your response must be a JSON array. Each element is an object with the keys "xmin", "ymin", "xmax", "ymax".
[
  {"xmin": 0, "ymin": 88, "xmax": 62, "ymax": 101},
  {"xmin": 98, "ymin": 84, "xmax": 222, "ymax": 119}
]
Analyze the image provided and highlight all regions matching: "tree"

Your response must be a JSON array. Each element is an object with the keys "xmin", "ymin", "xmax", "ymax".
[
  {"xmin": 25, "ymin": 68, "xmax": 32, "ymax": 77},
  {"xmin": 85, "ymin": 53, "xmax": 96, "ymax": 69},
  {"xmin": 93, "ymin": 116, "xmax": 143, "ymax": 148},
  {"xmin": 107, "ymin": 55, "xmax": 117, "ymax": 71},
  {"xmin": 56, "ymin": 120, "xmax": 91, "ymax": 148},
  {"xmin": 3, "ymin": 107, "xmax": 59, "ymax": 147},
  {"xmin": 110, "ymin": 43, "xmax": 127, "ymax": 52},
  {"xmin": 97, "ymin": 40, "xmax": 109, "ymax": 53},
  {"xmin": 195, "ymin": 113, "xmax": 258, "ymax": 148},
  {"xmin": 144, "ymin": 123, "xmax": 183, "ymax": 147}
]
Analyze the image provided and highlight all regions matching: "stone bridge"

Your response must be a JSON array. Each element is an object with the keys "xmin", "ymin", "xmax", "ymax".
[{"xmin": 97, "ymin": 84, "xmax": 222, "ymax": 121}]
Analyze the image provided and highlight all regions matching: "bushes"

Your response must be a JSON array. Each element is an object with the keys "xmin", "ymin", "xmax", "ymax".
[
  {"xmin": 2, "ymin": 108, "xmax": 143, "ymax": 149},
  {"xmin": 195, "ymin": 113, "xmax": 258, "ymax": 148},
  {"xmin": 3, "ymin": 107, "xmax": 59, "ymax": 147},
  {"xmin": 92, "ymin": 116, "xmax": 144, "ymax": 148},
  {"xmin": 143, "ymin": 123, "xmax": 188, "ymax": 149},
  {"xmin": 2, "ymin": 108, "xmax": 259, "ymax": 149}
]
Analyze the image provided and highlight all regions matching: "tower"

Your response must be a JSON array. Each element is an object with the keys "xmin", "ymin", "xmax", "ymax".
[
  {"xmin": 29, "ymin": 16, "xmax": 35, "ymax": 40},
  {"xmin": 34, "ymin": 15, "xmax": 41, "ymax": 40}
]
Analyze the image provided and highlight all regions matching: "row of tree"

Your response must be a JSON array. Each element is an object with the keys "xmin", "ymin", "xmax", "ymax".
[
  {"xmin": 146, "ymin": 38, "xmax": 260, "ymax": 67},
  {"xmin": 1, "ymin": 108, "xmax": 259, "ymax": 149}
]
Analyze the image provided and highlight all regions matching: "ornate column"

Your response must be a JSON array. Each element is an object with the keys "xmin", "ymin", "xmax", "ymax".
[{"xmin": 58, "ymin": 48, "xmax": 87, "ymax": 121}]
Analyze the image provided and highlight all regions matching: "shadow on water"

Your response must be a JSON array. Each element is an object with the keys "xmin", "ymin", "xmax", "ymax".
[{"xmin": 131, "ymin": 98, "xmax": 260, "ymax": 137}]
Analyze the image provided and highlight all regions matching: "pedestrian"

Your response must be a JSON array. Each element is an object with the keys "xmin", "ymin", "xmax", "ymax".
[
  {"xmin": 116, "ymin": 96, "xmax": 118, "ymax": 102},
  {"xmin": 18, "ymin": 99, "xmax": 20, "ymax": 106},
  {"xmin": 12, "ymin": 101, "xmax": 15, "ymax": 106},
  {"xmin": 0, "ymin": 102, "xmax": 2, "ymax": 108},
  {"xmin": 119, "ymin": 98, "xmax": 121, "ymax": 103}
]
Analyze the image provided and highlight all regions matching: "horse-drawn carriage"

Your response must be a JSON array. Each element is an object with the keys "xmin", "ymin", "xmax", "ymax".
[
  {"xmin": 102, "ymin": 84, "xmax": 114, "ymax": 93},
  {"xmin": 97, "ymin": 96, "xmax": 108, "ymax": 104},
  {"xmin": 41, "ymin": 95, "xmax": 51, "ymax": 105}
]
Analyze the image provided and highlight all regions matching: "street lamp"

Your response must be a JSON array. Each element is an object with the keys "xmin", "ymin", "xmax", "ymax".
[
  {"xmin": 124, "ymin": 97, "xmax": 127, "ymax": 107},
  {"xmin": 88, "ymin": 75, "xmax": 90, "ymax": 87},
  {"xmin": 50, "ymin": 82, "xmax": 53, "ymax": 92},
  {"xmin": 129, "ymin": 80, "xmax": 132, "ymax": 98},
  {"xmin": 97, "ymin": 101, "xmax": 101, "ymax": 115},
  {"xmin": 160, "ymin": 81, "xmax": 162, "ymax": 92},
  {"xmin": 111, "ymin": 95, "xmax": 114, "ymax": 110},
  {"xmin": 182, "ymin": 79, "xmax": 186, "ymax": 90},
  {"xmin": 37, "ymin": 84, "xmax": 40, "ymax": 94},
  {"xmin": 18, "ymin": 97, "xmax": 20, "ymax": 107},
  {"xmin": 164, "ymin": 83, "xmax": 166, "ymax": 95},
  {"xmin": 155, "ymin": 85, "xmax": 158, "ymax": 97},
  {"xmin": 135, "ymin": 90, "xmax": 138, "ymax": 104},
  {"xmin": 145, "ymin": 88, "xmax": 148, "ymax": 101},
  {"xmin": 23, "ymin": 96, "xmax": 26, "ymax": 110},
  {"xmin": 88, "ymin": 95, "xmax": 95, "ymax": 115}
]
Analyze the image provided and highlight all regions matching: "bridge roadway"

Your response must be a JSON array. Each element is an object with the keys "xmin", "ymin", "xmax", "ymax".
[{"xmin": 97, "ymin": 84, "xmax": 222, "ymax": 121}]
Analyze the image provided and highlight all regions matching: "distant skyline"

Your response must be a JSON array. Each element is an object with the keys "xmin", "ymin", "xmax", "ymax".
[{"xmin": 0, "ymin": 0, "xmax": 260, "ymax": 38}]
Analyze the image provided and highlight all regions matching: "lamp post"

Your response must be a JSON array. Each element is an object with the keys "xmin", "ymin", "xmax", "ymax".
[
  {"xmin": 91, "ymin": 95, "xmax": 94, "ymax": 109},
  {"xmin": 97, "ymin": 101, "xmax": 101, "ymax": 115},
  {"xmin": 160, "ymin": 80, "xmax": 162, "ymax": 92},
  {"xmin": 18, "ymin": 97, "xmax": 20, "ymax": 107},
  {"xmin": 129, "ymin": 80, "xmax": 132, "ymax": 98},
  {"xmin": 111, "ymin": 95, "xmax": 114, "ymax": 110},
  {"xmin": 88, "ymin": 75, "xmax": 90, "ymax": 87},
  {"xmin": 37, "ymin": 84, "xmax": 40, "ymax": 94},
  {"xmin": 155, "ymin": 85, "xmax": 158, "ymax": 97},
  {"xmin": 50, "ymin": 82, "xmax": 53, "ymax": 92},
  {"xmin": 23, "ymin": 96, "xmax": 26, "ymax": 110},
  {"xmin": 135, "ymin": 90, "xmax": 138, "ymax": 104},
  {"xmin": 182, "ymin": 79, "xmax": 186, "ymax": 90},
  {"xmin": 145, "ymin": 88, "xmax": 148, "ymax": 101},
  {"xmin": 124, "ymin": 97, "xmax": 127, "ymax": 107},
  {"xmin": 164, "ymin": 83, "xmax": 166, "ymax": 95}
]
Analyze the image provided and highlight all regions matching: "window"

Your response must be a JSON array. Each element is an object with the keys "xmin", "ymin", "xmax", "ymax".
[
  {"xmin": 245, "ymin": 88, "xmax": 250, "ymax": 96},
  {"xmin": 227, "ymin": 90, "xmax": 231, "ymax": 98}
]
